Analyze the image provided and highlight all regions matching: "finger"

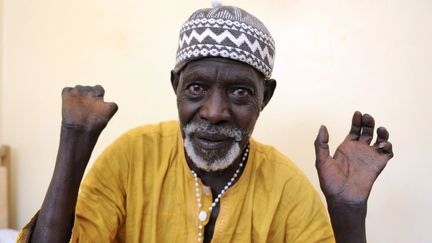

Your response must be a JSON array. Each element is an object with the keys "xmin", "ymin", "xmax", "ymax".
[
  {"xmin": 74, "ymin": 85, "xmax": 86, "ymax": 92},
  {"xmin": 359, "ymin": 113, "xmax": 375, "ymax": 144},
  {"xmin": 74, "ymin": 85, "xmax": 95, "ymax": 95},
  {"xmin": 93, "ymin": 85, "xmax": 105, "ymax": 97},
  {"xmin": 314, "ymin": 125, "xmax": 331, "ymax": 168},
  {"xmin": 345, "ymin": 111, "xmax": 362, "ymax": 141},
  {"xmin": 62, "ymin": 87, "xmax": 72, "ymax": 95},
  {"xmin": 105, "ymin": 102, "xmax": 119, "ymax": 119},
  {"xmin": 377, "ymin": 141, "xmax": 394, "ymax": 159},
  {"xmin": 373, "ymin": 127, "xmax": 389, "ymax": 147}
]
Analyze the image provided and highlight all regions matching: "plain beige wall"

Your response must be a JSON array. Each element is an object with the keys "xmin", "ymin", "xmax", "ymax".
[{"xmin": 2, "ymin": 0, "xmax": 432, "ymax": 242}]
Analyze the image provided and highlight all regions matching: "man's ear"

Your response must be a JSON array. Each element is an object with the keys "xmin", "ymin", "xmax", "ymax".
[
  {"xmin": 170, "ymin": 70, "xmax": 180, "ymax": 94},
  {"xmin": 261, "ymin": 79, "xmax": 277, "ymax": 110}
]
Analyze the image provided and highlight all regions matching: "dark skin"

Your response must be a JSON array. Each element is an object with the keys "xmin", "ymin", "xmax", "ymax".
[
  {"xmin": 30, "ymin": 85, "xmax": 118, "ymax": 243},
  {"xmin": 315, "ymin": 111, "xmax": 393, "ymax": 243},
  {"xmin": 29, "ymin": 58, "xmax": 393, "ymax": 243}
]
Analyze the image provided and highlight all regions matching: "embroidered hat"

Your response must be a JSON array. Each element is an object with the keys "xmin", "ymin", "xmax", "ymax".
[{"xmin": 174, "ymin": 1, "xmax": 275, "ymax": 79}]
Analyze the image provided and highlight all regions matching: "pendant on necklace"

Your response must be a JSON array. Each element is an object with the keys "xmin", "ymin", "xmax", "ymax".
[{"xmin": 199, "ymin": 210, "xmax": 207, "ymax": 222}]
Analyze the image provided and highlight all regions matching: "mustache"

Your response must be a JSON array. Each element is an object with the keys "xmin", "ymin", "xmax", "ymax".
[{"xmin": 184, "ymin": 121, "xmax": 245, "ymax": 142}]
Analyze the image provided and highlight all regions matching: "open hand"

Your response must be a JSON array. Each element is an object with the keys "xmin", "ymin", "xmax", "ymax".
[
  {"xmin": 314, "ymin": 111, "xmax": 394, "ymax": 204},
  {"xmin": 61, "ymin": 85, "xmax": 118, "ymax": 133}
]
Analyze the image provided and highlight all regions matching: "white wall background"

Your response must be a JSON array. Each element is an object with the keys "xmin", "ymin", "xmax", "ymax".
[{"xmin": 1, "ymin": 0, "xmax": 431, "ymax": 242}]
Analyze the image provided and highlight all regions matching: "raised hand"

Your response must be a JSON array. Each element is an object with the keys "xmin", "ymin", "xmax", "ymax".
[
  {"xmin": 61, "ymin": 85, "xmax": 118, "ymax": 133},
  {"xmin": 314, "ymin": 111, "xmax": 394, "ymax": 204},
  {"xmin": 30, "ymin": 85, "xmax": 118, "ymax": 243}
]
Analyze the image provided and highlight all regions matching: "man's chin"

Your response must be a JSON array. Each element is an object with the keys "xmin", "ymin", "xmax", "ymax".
[{"xmin": 184, "ymin": 136, "xmax": 241, "ymax": 172}]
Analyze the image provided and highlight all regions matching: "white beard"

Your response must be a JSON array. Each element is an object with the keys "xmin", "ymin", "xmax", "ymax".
[
  {"xmin": 184, "ymin": 136, "xmax": 241, "ymax": 171},
  {"xmin": 183, "ymin": 121, "xmax": 243, "ymax": 172}
]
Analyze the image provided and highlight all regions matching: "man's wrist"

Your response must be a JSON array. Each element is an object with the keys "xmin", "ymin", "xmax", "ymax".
[
  {"xmin": 326, "ymin": 195, "xmax": 368, "ymax": 208},
  {"xmin": 326, "ymin": 198, "xmax": 367, "ymax": 243},
  {"xmin": 55, "ymin": 124, "xmax": 101, "ymax": 175},
  {"xmin": 61, "ymin": 121, "xmax": 105, "ymax": 135}
]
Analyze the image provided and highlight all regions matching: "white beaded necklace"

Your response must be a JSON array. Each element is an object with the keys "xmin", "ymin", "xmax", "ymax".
[{"xmin": 191, "ymin": 145, "xmax": 249, "ymax": 242}]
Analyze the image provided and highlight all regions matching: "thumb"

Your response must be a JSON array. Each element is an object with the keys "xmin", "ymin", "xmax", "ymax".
[
  {"xmin": 105, "ymin": 102, "xmax": 119, "ymax": 119},
  {"xmin": 314, "ymin": 125, "xmax": 331, "ymax": 168}
]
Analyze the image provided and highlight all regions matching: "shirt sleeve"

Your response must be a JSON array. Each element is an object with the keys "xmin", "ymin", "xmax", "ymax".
[
  {"xmin": 16, "ymin": 212, "xmax": 39, "ymax": 242},
  {"xmin": 70, "ymin": 134, "xmax": 131, "ymax": 242},
  {"xmin": 284, "ymin": 175, "xmax": 335, "ymax": 243},
  {"xmin": 16, "ymin": 135, "xmax": 130, "ymax": 243}
]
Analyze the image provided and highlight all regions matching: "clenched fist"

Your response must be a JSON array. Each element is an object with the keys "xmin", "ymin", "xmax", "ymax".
[
  {"xmin": 30, "ymin": 85, "xmax": 118, "ymax": 243},
  {"xmin": 61, "ymin": 85, "xmax": 118, "ymax": 133}
]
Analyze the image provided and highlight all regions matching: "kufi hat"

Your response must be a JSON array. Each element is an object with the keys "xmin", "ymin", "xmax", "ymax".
[{"xmin": 174, "ymin": 1, "xmax": 275, "ymax": 79}]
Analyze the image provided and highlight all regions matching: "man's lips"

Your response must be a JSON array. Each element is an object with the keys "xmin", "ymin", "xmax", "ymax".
[{"xmin": 193, "ymin": 132, "xmax": 233, "ymax": 149}]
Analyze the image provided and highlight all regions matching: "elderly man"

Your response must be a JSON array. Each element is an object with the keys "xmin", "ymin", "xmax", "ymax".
[{"xmin": 19, "ymin": 3, "xmax": 393, "ymax": 243}]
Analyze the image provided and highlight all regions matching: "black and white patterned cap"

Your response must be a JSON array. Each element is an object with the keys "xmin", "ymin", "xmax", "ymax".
[{"xmin": 174, "ymin": 2, "xmax": 275, "ymax": 79}]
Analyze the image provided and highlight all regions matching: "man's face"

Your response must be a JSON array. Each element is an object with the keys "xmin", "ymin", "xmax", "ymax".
[{"xmin": 172, "ymin": 58, "xmax": 270, "ymax": 171}]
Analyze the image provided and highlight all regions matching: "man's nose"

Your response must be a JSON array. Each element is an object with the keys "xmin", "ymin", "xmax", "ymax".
[{"xmin": 199, "ymin": 91, "xmax": 230, "ymax": 124}]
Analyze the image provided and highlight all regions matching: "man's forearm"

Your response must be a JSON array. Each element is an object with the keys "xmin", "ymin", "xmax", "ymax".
[
  {"xmin": 30, "ymin": 127, "xmax": 100, "ymax": 243},
  {"xmin": 327, "ymin": 199, "xmax": 367, "ymax": 243}
]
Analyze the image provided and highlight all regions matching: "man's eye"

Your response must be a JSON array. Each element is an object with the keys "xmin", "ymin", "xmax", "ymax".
[
  {"xmin": 231, "ymin": 88, "xmax": 252, "ymax": 98},
  {"xmin": 186, "ymin": 84, "xmax": 206, "ymax": 95}
]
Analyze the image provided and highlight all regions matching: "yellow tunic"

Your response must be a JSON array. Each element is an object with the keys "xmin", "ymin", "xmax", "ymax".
[{"xmin": 19, "ymin": 121, "xmax": 334, "ymax": 242}]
